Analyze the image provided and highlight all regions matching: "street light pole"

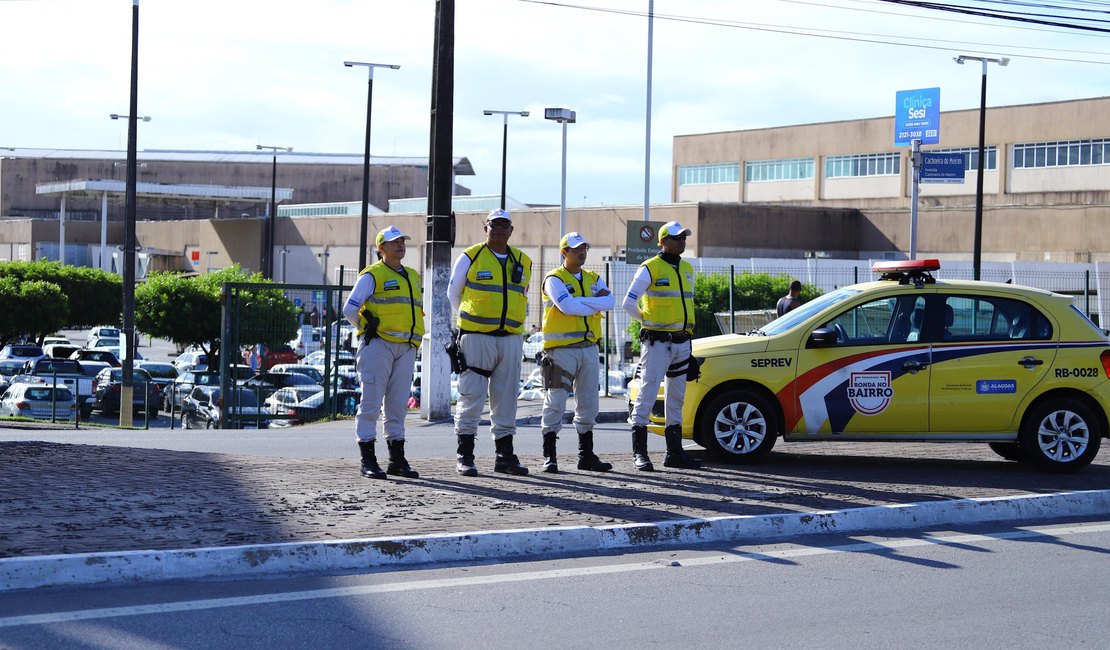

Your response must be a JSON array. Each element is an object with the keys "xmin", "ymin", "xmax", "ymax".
[
  {"xmin": 544, "ymin": 108, "xmax": 576, "ymax": 236},
  {"xmin": 344, "ymin": 61, "xmax": 399, "ymax": 272},
  {"xmin": 954, "ymin": 54, "xmax": 1009, "ymax": 281},
  {"xmin": 482, "ymin": 110, "xmax": 529, "ymax": 209},
  {"xmin": 118, "ymin": 0, "xmax": 141, "ymax": 429},
  {"xmin": 256, "ymin": 144, "xmax": 291, "ymax": 279}
]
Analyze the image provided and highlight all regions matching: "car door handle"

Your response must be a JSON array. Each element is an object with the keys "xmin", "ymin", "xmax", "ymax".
[
  {"xmin": 902, "ymin": 360, "xmax": 930, "ymax": 373},
  {"xmin": 1018, "ymin": 356, "xmax": 1044, "ymax": 367}
]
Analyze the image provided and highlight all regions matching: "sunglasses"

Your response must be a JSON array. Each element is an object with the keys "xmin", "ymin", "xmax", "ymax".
[
  {"xmin": 487, "ymin": 221, "xmax": 513, "ymax": 230},
  {"xmin": 666, "ymin": 235, "xmax": 687, "ymax": 242}
]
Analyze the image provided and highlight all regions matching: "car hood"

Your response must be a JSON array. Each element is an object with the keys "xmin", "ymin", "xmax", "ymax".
[{"xmin": 692, "ymin": 333, "xmax": 770, "ymax": 358}]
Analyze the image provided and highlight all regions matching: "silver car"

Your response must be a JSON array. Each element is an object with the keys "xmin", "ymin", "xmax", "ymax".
[{"xmin": 0, "ymin": 382, "xmax": 76, "ymax": 420}]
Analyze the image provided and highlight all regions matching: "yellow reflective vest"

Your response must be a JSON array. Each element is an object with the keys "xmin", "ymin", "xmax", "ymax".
[
  {"xmin": 358, "ymin": 261, "xmax": 425, "ymax": 346},
  {"xmin": 541, "ymin": 266, "xmax": 602, "ymax": 349},
  {"xmin": 457, "ymin": 243, "xmax": 532, "ymax": 335},
  {"xmin": 639, "ymin": 255, "xmax": 695, "ymax": 333}
]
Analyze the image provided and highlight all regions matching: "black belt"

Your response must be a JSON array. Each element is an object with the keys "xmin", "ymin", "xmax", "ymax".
[
  {"xmin": 460, "ymin": 329, "xmax": 515, "ymax": 338},
  {"xmin": 640, "ymin": 329, "xmax": 691, "ymax": 344}
]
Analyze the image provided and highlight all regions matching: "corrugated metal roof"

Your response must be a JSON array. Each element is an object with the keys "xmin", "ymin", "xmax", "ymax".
[
  {"xmin": 35, "ymin": 179, "xmax": 291, "ymax": 202},
  {"xmin": 2, "ymin": 148, "xmax": 474, "ymax": 175}
]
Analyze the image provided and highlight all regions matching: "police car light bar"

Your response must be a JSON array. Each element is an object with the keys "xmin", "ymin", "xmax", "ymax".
[{"xmin": 871, "ymin": 259, "xmax": 941, "ymax": 274}]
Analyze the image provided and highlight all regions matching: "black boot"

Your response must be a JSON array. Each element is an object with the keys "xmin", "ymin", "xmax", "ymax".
[
  {"xmin": 456, "ymin": 434, "xmax": 478, "ymax": 477},
  {"xmin": 542, "ymin": 431, "xmax": 559, "ymax": 473},
  {"xmin": 358, "ymin": 440, "xmax": 387, "ymax": 479},
  {"xmin": 577, "ymin": 431, "xmax": 613, "ymax": 472},
  {"xmin": 386, "ymin": 439, "xmax": 419, "ymax": 478},
  {"xmin": 632, "ymin": 425, "xmax": 654, "ymax": 472},
  {"xmin": 494, "ymin": 435, "xmax": 529, "ymax": 476},
  {"xmin": 663, "ymin": 425, "xmax": 702, "ymax": 469}
]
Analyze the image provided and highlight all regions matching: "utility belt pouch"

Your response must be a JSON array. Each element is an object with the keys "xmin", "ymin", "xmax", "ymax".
[
  {"xmin": 540, "ymin": 352, "xmax": 556, "ymax": 389},
  {"xmin": 685, "ymin": 357, "xmax": 703, "ymax": 382},
  {"xmin": 359, "ymin": 307, "xmax": 380, "ymax": 346},
  {"xmin": 445, "ymin": 330, "xmax": 465, "ymax": 374}
]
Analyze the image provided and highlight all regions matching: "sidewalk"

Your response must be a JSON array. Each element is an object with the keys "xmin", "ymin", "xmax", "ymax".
[{"xmin": 2, "ymin": 403, "xmax": 1110, "ymax": 590}]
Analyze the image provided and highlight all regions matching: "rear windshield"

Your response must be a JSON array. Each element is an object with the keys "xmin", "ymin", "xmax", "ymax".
[
  {"xmin": 26, "ymin": 386, "xmax": 73, "ymax": 401},
  {"xmin": 215, "ymin": 389, "xmax": 260, "ymax": 407},
  {"xmin": 11, "ymin": 346, "xmax": 42, "ymax": 356},
  {"xmin": 35, "ymin": 359, "xmax": 82, "ymax": 374}
]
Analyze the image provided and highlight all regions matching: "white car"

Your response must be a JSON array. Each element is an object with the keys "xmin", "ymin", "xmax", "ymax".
[
  {"xmin": 0, "ymin": 382, "xmax": 76, "ymax": 419},
  {"xmin": 522, "ymin": 332, "xmax": 544, "ymax": 363},
  {"xmin": 0, "ymin": 344, "xmax": 45, "ymax": 364},
  {"xmin": 269, "ymin": 363, "xmax": 324, "ymax": 384},
  {"xmin": 264, "ymin": 385, "xmax": 325, "ymax": 418},
  {"xmin": 172, "ymin": 350, "xmax": 208, "ymax": 374},
  {"xmin": 85, "ymin": 326, "xmax": 120, "ymax": 348}
]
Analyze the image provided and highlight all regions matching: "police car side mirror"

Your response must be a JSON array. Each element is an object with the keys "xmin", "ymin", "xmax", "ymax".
[{"xmin": 807, "ymin": 327, "xmax": 838, "ymax": 348}]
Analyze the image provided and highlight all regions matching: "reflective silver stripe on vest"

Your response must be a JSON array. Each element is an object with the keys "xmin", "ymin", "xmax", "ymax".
[
  {"xmin": 464, "ymin": 281, "xmax": 504, "ymax": 293},
  {"xmin": 508, "ymin": 283, "xmax": 527, "ymax": 294},
  {"xmin": 459, "ymin": 312, "xmax": 524, "ymax": 329},
  {"xmin": 368, "ymin": 295, "xmax": 422, "ymax": 307},
  {"xmin": 544, "ymin": 330, "xmax": 590, "ymax": 341},
  {"xmin": 642, "ymin": 319, "xmax": 688, "ymax": 330},
  {"xmin": 644, "ymin": 289, "xmax": 693, "ymax": 299}
]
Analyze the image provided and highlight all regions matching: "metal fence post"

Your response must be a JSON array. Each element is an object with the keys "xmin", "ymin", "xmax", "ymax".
[
  {"xmin": 1086, "ymin": 269, "xmax": 1091, "ymax": 318},
  {"xmin": 729, "ymin": 265, "xmax": 735, "ymax": 334}
]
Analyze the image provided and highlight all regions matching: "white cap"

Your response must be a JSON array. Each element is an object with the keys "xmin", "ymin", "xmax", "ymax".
[
  {"xmin": 375, "ymin": 225, "xmax": 410, "ymax": 246},
  {"xmin": 658, "ymin": 221, "xmax": 692, "ymax": 243},
  {"xmin": 487, "ymin": 208, "xmax": 512, "ymax": 222},
  {"xmin": 560, "ymin": 231, "xmax": 588, "ymax": 249}
]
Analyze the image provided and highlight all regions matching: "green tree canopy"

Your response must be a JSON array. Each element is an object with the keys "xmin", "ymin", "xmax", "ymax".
[
  {"xmin": 0, "ymin": 261, "xmax": 117, "ymax": 345},
  {"xmin": 0, "ymin": 276, "xmax": 69, "ymax": 347}
]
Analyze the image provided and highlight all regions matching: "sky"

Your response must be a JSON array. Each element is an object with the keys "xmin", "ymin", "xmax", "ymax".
[{"xmin": 3, "ymin": 0, "xmax": 1109, "ymax": 208}]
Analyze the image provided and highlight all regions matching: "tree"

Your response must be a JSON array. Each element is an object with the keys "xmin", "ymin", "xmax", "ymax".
[
  {"xmin": 0, "ymin": 276, "xmax": 69, "ymax": 347},
  {"xmin": 135, "ymin": 264, "xmax": 298, "ymax": 360},
  {"xmin": 0, "ymin": 261, "xmax": 116, "ymax": 346}
]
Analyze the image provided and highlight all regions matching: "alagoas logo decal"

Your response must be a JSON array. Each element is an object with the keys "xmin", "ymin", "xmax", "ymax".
[{"xmin": 847, "ymin": 371, "xmax": 893, "ymax": 415}]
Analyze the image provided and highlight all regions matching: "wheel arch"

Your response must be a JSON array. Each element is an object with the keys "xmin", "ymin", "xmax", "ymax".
[
  {"xmin": 1020, "ymin": 388, "xmax": 1109, "ymax": 440},
  {"xmin": 693, "ymin": 379, "xmax": 784, "ymax": 446}
]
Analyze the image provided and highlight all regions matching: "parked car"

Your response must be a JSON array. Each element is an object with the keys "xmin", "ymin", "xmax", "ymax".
[
  {"xmin": 264, "ymin": 385, "xmax": 325, "ymax": 421},
  {"xmin": 90, "ymin": 336, "xmax": 121, "ymax": 350},
  {"xmin": 42, "ymin": 343, "xmax": 81, "ymax": 360},
  {"xmin": 240, "ymin": 371, "xmax": 320, "ymax": 401},
  {"xmin": 91, "ymin": 367, "xmax": 160, "ymax": 417},
  {"xmin": 42, "ymin": 336, "xmax": 71, "ymax": 348},
  {"xmin": 289, "ymin": 325, "xmax": 322, "ymax": 358},
  {"xmin": 0, "ymin": 359, "xmax": 26, "ymax": 396},
  {"xmin": 180, "ymin": 386, "xmax": 270, "ymax": 429},
  {"xmin": 261, "ymin": 344, "xmax": 299, "ymax": 371},
  {"xmin": 172, "ymin": 350, "xmax": 208, "ymax": 374},
  {"xmin": 304, "ymin": 349, "xmax": 355, "ymax": 375},
  {"xmin": 163, "ymin": 370, "xmax": 220, "ymax": 412},
  {"xmin": 268, "ymin": 363, "xmax": 325, "ymax": 385},
  {"xmin": 522, "ymin": 332, "xmax": 545, "ymax": 363},
  {"xmin": 268, "ymin": 389, "xmax": 360, "ymax": 427},
  {"xmin": 85, "ymin": 326, "xmax": 120, "ymax": 348},
  {"xmin": 16, "ymin": 357, "xmax": 96, "ymax": 417},
  {"xmin": 629, "ymin": 259, "xmax": 1110, "ymax": 473},
  {"xmin": 0, "ymin": 344, "xmax": 45, "ymax": 364},
  {"xmin": 70, "ymin": 348, "xmax": 121, "ymax": 367},
  {"xmin": 0, "ymin": 382, "xmax": 75, "ymax": 420},
  {"xmin": 134, "ymin": 361, "xmax": 178, "ymax": 393},
  {"xmin": 326, "ymin": 366, "xmax": 360, "ymax": 391}
]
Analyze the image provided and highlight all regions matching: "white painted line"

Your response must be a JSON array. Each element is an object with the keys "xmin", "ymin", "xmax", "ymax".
[
  {"xmin": 2, "ymin": 489, "xmax": 1108, "ymax": 592},
  {"xmin": 2, "ymin": 520, "xmax": 1107, "ymax": 629}
]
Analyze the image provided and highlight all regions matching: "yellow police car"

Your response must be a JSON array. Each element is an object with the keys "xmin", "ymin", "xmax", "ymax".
[{"xmin": 629, "ymin": 260, "xmax": 1110, "ymax": 472}]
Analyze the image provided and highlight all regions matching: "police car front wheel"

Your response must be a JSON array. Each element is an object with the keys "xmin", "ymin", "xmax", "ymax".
[{"xmin": 699, "ymin": 389, "xmax": 778, "ymax": 462}]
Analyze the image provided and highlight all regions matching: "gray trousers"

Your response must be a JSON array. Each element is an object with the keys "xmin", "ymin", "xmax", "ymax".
[
  {"xmin": 454, "ymin": 333, "xmax": 522, "ymax": 440},
  {"xmin": 540, "ymin": 344, "xmax": 600, "ymax": 435},
  {"xmin": 629, "ymin": 338, "xmax": 691, "ymax": 428},
  {"xmin": 354, "ymin": 337, "xmax": 416, "ymax": 442}
]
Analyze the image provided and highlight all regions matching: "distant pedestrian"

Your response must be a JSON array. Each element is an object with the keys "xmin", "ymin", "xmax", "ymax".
[{"xmin": 776, "ymin": 280, "xmax": 803, "ymax": 316}]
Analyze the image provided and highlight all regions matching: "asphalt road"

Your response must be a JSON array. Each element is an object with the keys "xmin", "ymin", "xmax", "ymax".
[{"xmin": 2, "ymin": 518, "xmax": 1107, "ymax": 649}]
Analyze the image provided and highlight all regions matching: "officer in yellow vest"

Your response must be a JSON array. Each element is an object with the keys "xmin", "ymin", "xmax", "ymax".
[
  {"xmin": 621, "ymin": 221, "xmax": 702, "ymax": 471},
  {"xmin": 447, "ymin": 208, "xmax": 532, "ymax": 476},
  {"xmin": 342, "ymin": 225, "xmax": 424, "ymax": 480},
  {"xmin": 539, "ymin": 231, "xmax": 614, "ymax": 473}
]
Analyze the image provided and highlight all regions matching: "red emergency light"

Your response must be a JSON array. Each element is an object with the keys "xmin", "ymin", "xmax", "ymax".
[{"xmin": 871, "ymin": 259, "xmax": 941, "ymax": 274}]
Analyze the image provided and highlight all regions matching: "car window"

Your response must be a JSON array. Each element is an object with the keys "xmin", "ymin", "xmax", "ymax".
[
  {"xmin": 942, "ymin": 295, "xmax": 1053, "ymax": 342},
  {"xmin": 27, "ymin": 386, "xmax": 73, "ymax": 401},
  {"xmin": 762, "ymin": 288, "xmax": 861, "ymax": 336},
  {"xmin": 822, "ymin": 295, "xmax": 921, "ymax": 346}
]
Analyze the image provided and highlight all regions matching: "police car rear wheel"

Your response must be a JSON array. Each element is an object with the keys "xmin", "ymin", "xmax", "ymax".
[
  {"xmin": 700, "ymin": 389, "xmax": 777, "ymax": 462},
  {"xmin": 987, "ymin": 442, "xmax": 1025, "ymax": 461},
  {"xmin": 1020, "ymin": 398, "xmax": 1101, "ymax": 473}
]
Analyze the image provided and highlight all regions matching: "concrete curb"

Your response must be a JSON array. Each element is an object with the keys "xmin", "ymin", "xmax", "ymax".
[{"xmin": 3, "ymin": 489, "xmax": 1108, "ymax": 592}]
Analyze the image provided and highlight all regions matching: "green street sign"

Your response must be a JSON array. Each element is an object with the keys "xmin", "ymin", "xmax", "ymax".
[{"xmin": 625, "ymin": 220, "xmax": 665, "ymax": 265}]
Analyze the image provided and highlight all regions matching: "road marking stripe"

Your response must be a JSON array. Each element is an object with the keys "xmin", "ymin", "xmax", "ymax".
[{"xmin": 2, "ymin": 521, "xmax": 1107, "ymax": 629}]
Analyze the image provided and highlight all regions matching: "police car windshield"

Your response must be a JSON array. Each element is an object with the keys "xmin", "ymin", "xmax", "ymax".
[{"xmin": 758, "ymin": 288, "xmax": 861, "ymax": 336}]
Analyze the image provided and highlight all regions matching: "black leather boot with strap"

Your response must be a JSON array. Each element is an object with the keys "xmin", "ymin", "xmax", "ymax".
[
  {"xmin": 541, "ymin": 431, "xmax": 559, "ymax": 473},
  {"xmin": 577, "ymin": 431, "xmax": 613, "ymax": 472},
  {"xmin": 662, "ymin": 424, "xmax": 702, "ymax": 469},
  {"xmin": 494, "ymin": 435, "xmax": 529, "ymax": 476},
  {"xmin": 386, "ymin": 439, "xmax": 419, "ymax": 478},
  {"xmin": 358, "ymin": 440, "xmax": 387, "ymax": 480}
]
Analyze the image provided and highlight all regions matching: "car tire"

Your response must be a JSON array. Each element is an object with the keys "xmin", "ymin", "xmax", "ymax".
[
  {"xmin": 698, "ymin": 388, "xmax": 778, "ymax": 463},
  {"xmin": 1019, "ymin": 397, "xmax": 1102, "ymax": 473},
  {"xmin": 80, "ymin": 404, "xmax": 93, "ymax": 419},
  {"xmin": 987, "ymin": 442, "xmax": 1026, "ymax": 462},
  {"xmin": 181, "ymin": 413, "xmax": 190, "ymax": 429},
  {"xmin": 148, "ymin": 408, "xmax": 159, "ymax": 419}
]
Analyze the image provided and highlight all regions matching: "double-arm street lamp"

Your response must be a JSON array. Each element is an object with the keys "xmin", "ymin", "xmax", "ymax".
[
  {"xmin": 257, "ymin": 144, "xmax": 292, "ymax": 279},
  {"xmin": 954, "ymin": 54, "xmax": 1009, "ymax": 281},
  {"xmin": 544, "ymin": 107, "xmax": 576, "ymax": 236},
  {"xmin": 344, "ymin": 60, "xmax": 400, "ymax": 271},
  {"xmin": 482, "ymin": 109, "xmax": 529, "ymax": 209}
]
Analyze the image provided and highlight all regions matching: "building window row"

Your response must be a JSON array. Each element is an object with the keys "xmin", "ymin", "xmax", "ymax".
[
  {"xmin": 825, "ymin": 152, "xmax": 900, "ymax": 178},
  {"xmin": 677, "ymin": 163, "xmax": 741, "ymax": 185},
  {"xmin": 926, "ymin": 146, "xmax": 997, "ymax": 171},
  {"xmin": 1013, "ymin": 138, "xmax": 1110, "ymax": 169},
  {"xmin": 744, "ymin": 157, "xmax": 815, "ymax": 182}
]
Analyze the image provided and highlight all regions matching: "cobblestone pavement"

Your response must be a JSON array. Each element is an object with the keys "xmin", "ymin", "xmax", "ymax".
[{"xmin": 3, "ymin": 435, "xmax": 1108, "ymax": 559}]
